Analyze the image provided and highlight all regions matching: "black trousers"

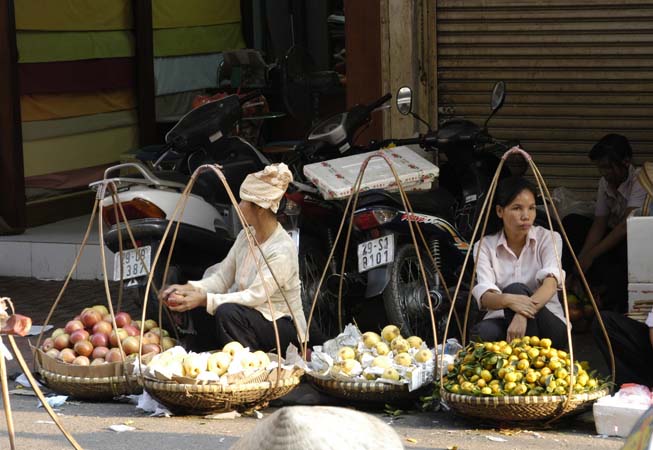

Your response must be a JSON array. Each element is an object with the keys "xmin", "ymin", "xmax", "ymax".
[
  {"xmin": 593, "ymin": 311, "xmax": 653, "ymax": 387},
  {"xmin": 470, "ymin": 283, "xmax": 569, "ymax": 350},
  {"xmin": 561, "ymin": 214, "xmax": 628, "ymax": 312},
  {"xmin": 213, "ymin": 303, "xmax": 300, "ymax": 356}
]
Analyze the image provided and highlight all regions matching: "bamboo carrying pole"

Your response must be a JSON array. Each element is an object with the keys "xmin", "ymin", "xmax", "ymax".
[{"xmin": 438, "ymin": 146, "xmax": 616, "ymax": 424}]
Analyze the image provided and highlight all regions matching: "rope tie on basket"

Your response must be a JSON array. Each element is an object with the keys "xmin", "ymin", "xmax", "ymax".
[
  {"xmin": 301, "ymin": 150, "xmax": 464, "ymax": 373},
  {"xmin": 138, "ymin": 164, "xmax": 306, "ymax": 400},
  {"xmin": 438, "ymin": 146, "xmax": 615, "ymax": 425}
]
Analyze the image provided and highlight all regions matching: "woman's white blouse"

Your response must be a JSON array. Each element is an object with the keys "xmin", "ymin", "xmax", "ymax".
[
  {"xmin": 471, "ymin": 225, "xmax": 566, "ymax": 322},
  {"xmin": 189, "ymin": 223, "xmax": 307, "ymax": 342}
]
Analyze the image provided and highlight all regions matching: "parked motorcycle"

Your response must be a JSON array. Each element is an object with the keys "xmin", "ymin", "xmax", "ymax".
[
  {"xmin": 92, "ymin": 92, "xmax": 271, "ymax": 337},
  {"xmin": 349, "ymin": 81, "xmax": 515, "ymax": 343}
]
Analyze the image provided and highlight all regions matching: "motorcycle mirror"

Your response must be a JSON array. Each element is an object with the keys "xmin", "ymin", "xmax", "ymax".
[
  {"xmin": 490, "ymin": 81, "xmax": 506, "ymax": 112},
  {"xmin": 396, "ymin": 86, "xmax": 413, "ymax": 115}
]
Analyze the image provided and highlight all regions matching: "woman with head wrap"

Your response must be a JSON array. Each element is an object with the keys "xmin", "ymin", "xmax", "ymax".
[{"xmin": 159, "ymin": 163, "xmax": 306, "ymax": 354}]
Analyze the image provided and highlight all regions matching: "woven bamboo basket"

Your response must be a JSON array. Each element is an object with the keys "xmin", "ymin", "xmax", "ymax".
[
  {"xmin": 306, "ymin": 373, "xmax": 430, "ymax": 405},
  {"xmin": 442, "ymin": 388, "xmax": 609, "ymax": 422},
  {"xmin": 38, "ymin": 367, "xmax": 141, "ymax": 401},
  {"xmin": 142, "ymin": 375, "xmax": 302, "ymax": 415}
]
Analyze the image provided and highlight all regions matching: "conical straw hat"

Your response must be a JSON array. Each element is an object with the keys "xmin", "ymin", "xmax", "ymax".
[
  {"xmin": 231, "ymin": 406, "xmax": 404, "ymax": 450},
  {"xmin": 638, "ymin": 161, "xmax": 653, "ymax": 197}
]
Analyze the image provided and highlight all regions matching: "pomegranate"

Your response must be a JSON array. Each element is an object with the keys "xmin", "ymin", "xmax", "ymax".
[
  {"xmin": 92, "ymin": 346, "xmax": 109, "ymax": 360},
  {"xmin": 72, "ymin": 355, "xmax": 90, "ymax": 366},
  {"xmin": 114, "ymin": 312, "xmax": 132, "ymax": 328},
  {"xmin": 58, "ymin": 348, "xmax": 76, "ymax": 364},
  {"xmin": 81, "ymin": 309, "xmax": 102, "ymax": 328},
  {"xmin": 64, "ymin": 320, "xmax": 84, "ymax": 334},
  {"xmin": 90, "ymin": 333, "xmax": 109, "ymax": 348},
  {"xmin": 92, "ymin": 320, "xmax": 112, "ymax": 336},
  {"xmin": 69, "ymin": 329, "xmax": 89, "ymax": 345},
  {"xmin": 53, "ymin": 333, "xmax": 71, "ymax": 350},
  {"xmin": 74, "ymin": 340, "xmax": 94, "ymax": 357}
]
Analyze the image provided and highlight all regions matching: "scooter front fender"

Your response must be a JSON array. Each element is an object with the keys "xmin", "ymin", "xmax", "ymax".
[{"xmin": 364, "ymin": 264, "xmax": 393, "ymax": 298}]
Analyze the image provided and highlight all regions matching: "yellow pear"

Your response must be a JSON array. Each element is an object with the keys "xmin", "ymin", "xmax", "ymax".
[
  {"xmin": 338, "ymin": 346, "xmax": 356, "ymax": 361},
  {"xmin": 381, "ymin": 325, "xmax": 401, "ymax": 342},
  {"xmin": 252, "ymin": 350, "xmax": 270, "ymax": 369},
  {"xmin": 222, "ymin": 341, "xmax": 244, "ymax": 357},
  {"xmin": 207, "ymin": 351, "xmax": 231, "ymax": 376},
  {"xmin": 391, "ymin": 337, "xmax": 410, "ymax": 353},
  {"xmin": 372, "ymin": 355, "xmax": 392, "ymax": 369},
  {"xmin": 382, "ymin": 367, "xmax": 401, "ymax": 381},
  {"xmin": 240, "ymin": 352, "xmax": 258, "ymax": 370},
  {"xmin": 394, "ymin": 352, "xmax": 412, "ymax": 367},
  {"xmin": 374, "ymin": 341, "xmax": 390, "ymax": 356},
  {"xmin": 415, "ymin": 349, "xmax": 433, "ymax": 363},
  {"xmin": 406, "ymin": 336, "xmax": 423, "ymax": 349},
  {"xmin": 339, "ymin": 359, "xmax": 361, "ymax": 376},
  {"xmin": 364, "ymin": 372, "xmax": 377, "ymax": 381},
  {"xmin": 362, "ymin": 331, "xmax": 382, "ymax": 348}
]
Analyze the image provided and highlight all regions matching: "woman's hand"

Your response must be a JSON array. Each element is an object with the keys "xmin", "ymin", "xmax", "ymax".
[
  {"xmin": 578, "ymin": 250, "xmax": 596, "ymax": 273},
  {"xmin": 505, "ymin": 294, "xmax": 538, "ymax": 319},
  {"xmin": 166, "ymin": 287, "xmax": 207, "ymax": 312},
  {"xmin": 506, "ymin": 314, "xmax": 527, "ymax": 342}
]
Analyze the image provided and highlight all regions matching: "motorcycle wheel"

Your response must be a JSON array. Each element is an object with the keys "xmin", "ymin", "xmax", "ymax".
[
  {"xmin": 382, "ymin": 243, "xmax": 450, "ymax": 345},
  {"xmin": 298, "ymin": 236, "xmax": 340, "ymax": 343}
]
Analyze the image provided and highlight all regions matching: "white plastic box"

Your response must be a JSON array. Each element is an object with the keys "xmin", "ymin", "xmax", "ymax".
[
  {"xmin": 593, "ymin": 401, "xmax": 650, "ymax": 437},
  {"xmin": 303, "ymin": 146, "xmax": 439, "ymax": 200},
  {"xmin": 627, "ymin": 216, "xmax": 653, "ymax": 284}
]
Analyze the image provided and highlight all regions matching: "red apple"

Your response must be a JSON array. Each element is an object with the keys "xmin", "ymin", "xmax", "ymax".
[
  {"xmin": 45, "ymin": 348, "xmax": 60, "ymax": 359},
  {"xmin": 115, "ymin": 312, "xmax": 132, "ymax": 328},
  {"xmin": 142, "ymin": 331, "xmax": 160, "ymax": 345},
  {"xmin": 92, "ymin": 320, "xmax": 112, "ymax": 336},
  {"xmin": 105, "ymin": 348, "xmax": 125, "ymax": 363},
  {"xmin": 90, "ymin": 333, "xmax": 109, "ymax": 348},
  {"xmin": 92, "ymin": 346, "xmax": 109, "ymax": 360},
  {"xmin": 109, "ymin": 328, "xmax": 128, "ymax": 347},
  {"xmin": 41, "ymin": 337, "xmax": 54, "ymax": 352},
  {"xmin": 74, "ymin": 340, "xmax": 94, "ymax": 357},
  {"xmin": 81, "ymin": 309, "xmax": 102, "ymax": 328},
  {"xmin": 64, "ymin": 320, "xmax": 84, "ymax": 334},
  {"xmin": 58, "ymin": 348, "xmax": 76, "ymax": 364},
  {"xmin": 53, "ymin": 333, "xmax": 71, "ymax": 350},
  {"xmin": 122, "ymin": 324, "xmax": 140, "ymax": 337},
  {"xmin": 142, "ymin": 343, "xmax": 161, "ymax": 355},
  {"xmin": 143, "ymin": 319, "xmax": 158, "ymax": 332},
  {"xmin": 121, "ymin": 336, "xmax": 140, "ymax": 355},
  {"xmin": 51, "ymin": 328, "xmax": 65, "ymax": 339},
  {"xmin": 69, "ymin": 329, "xmax": 89, "ymax": 345},
  {"xmin": 90, "ymin": 358, "xmax": 105, "ymax": 366},
  {"xmin": 73, "ymin": 355, "xmax": 90, "ymax": 366},
  {"xmin": 91, "ymin": 304, "xmax": 109, "ymax": 316},
  {"xmin": 161, "ymin": 337, "xmax": 176, "ymax": 351}
]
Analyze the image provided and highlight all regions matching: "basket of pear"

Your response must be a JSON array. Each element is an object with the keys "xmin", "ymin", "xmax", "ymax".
[
  {"xmin": 34, "ymin": 307, "xmax": 175, "ymax": 400},
  {"xmin": 440, "ymin": 336, "xmax": 610, "ymax": 422},
  {"xmin": 139, "ymin": 341, "xmax": 303, "ymax": 415},
  {"xmin": 305, "ymin": 324, "xmax": 435, "ymax": 404}
]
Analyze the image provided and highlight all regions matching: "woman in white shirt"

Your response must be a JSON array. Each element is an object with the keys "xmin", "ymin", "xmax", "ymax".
[
  {"xmin": 159, "ymin": 163, "xmax": 307, "ymax": 354},
  {"xmin": 471, "ymin": 177, "xmax": 569, "ymax": 349}
]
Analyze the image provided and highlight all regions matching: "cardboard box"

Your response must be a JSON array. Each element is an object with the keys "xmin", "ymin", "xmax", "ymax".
[
  {"xmin": 627, "ymin": 283, "xmax": 653, "ymax": 315},
  {"xmin": 627, "ymin": 216, "xmax": 653, "ymax": 283},
  {"xmin": 303, "ymin": 146, "xmax": 439, "ymax": 200}
]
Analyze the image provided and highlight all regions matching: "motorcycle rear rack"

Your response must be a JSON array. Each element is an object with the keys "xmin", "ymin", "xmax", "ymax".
[{"xmin": 89, "ymin": 162, "xmax": 187, "ymax": 196}]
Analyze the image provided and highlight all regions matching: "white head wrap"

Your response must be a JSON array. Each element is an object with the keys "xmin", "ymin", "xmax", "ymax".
[{"xmin": 239, "ymin": 163, "xmax": 293, "ymax": 213}]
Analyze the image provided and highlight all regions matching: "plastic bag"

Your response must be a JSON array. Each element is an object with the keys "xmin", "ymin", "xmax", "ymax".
[{"xmin": 549, "ymin": 186, "xmax": 595, "ymax": 219}]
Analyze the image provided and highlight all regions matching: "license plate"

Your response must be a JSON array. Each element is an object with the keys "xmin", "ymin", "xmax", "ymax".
[
  {"xmin": 113, "ymin": 246, "xmax": 151, "ymax": 281},
  {"xmin": 358, "ymin": 235, "xmax": 394, "ymax": 272}
]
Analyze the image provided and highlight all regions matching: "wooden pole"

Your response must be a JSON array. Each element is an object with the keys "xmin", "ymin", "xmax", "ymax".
[
  {"xmin": 0, "ymin": 0, "xmax": 26, "ymax": 233},
  {"xmin": 132, "ymin": 0, "xmax": 157, "ymax": 145}
]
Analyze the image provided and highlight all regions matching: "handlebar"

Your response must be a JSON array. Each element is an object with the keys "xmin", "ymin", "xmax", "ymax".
[{"xmin": 365, "ymin": 93, "xmax": 392, "ymax": 114}]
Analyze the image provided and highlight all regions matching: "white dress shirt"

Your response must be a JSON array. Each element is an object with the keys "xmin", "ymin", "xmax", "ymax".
[
  {"xmin": 189, "ymin": 223, "xmax": 307, "ymax": 342},
  {"xmin": 595, "ymin": 165, "xmax": 647, "ymax": 228},
  {"xmin": 471, "ymin": 225, "xmax": 566, "ymax": 323}
]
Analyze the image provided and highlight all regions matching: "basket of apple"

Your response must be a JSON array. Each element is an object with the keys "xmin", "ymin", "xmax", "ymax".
[
  {"xmin": 305, "ymin": 324, "xmax": 435, "ymax": 404},
  {"xmin": 136, "ymin": 341, "xmax": 303, "ymax": 415},
  {"xmin": 35, "ymin": 305, "xmax": 176, "ymax": 400}
]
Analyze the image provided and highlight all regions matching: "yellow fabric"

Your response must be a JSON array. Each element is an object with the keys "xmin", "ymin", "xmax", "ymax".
[
  {"xmin": 239, "ymin": 164, "xmax": 293, "ymax": 213},
  {"xmin": 20, "ymin": 90, "xmax": 135, "ymax": 122},
  {"xmin": 153, "ymin": 0, "xmax": 241, "ymax": 29},
  {"xmin": 154, "ymin": 23, "xmax": 245, "ymax": 57},
  {"xmin": 23, "ymin": 125, "xmax": 139, "ymax": 177},
  {"xmin": 15, "ymin": 0, "xmax": 132, "ymax": 31},
  {"xmin": 17, "ymin": 30, "xmax": 133, "ymax": 63},
  {"xmin": 21, "ymin": 109, "xmax": 138, "ymax": 141}
]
